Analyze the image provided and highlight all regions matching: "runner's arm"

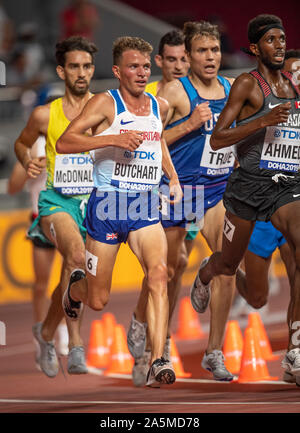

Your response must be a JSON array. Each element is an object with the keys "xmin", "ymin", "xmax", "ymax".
[
  {"xmin": 14, "ymin": 105, "xmax": 48, "ymax": 178},
  {"xmin": 56, "ymin": 93, "xmax": 144, "ymax": 153},
  {"xmin": 211, "ymin": 74, "xmax": 291, "ymax": 150},
  {"xmin": 7, "ymin": 161, "xmax": 28, "ymax": 194},
  {"xmin": 157, "ymin": 80, "xmax": 212, "ymax": 146},
  {"xmin": 157, "ymin": 97, "xmax": 182, "ymax": 203}
]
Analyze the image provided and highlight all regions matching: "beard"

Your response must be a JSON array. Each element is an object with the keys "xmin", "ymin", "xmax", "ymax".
[
  {"xmin": 260, "ymin": 52, "xmax": 284, "ymax": 71},
  {"xmin": 65, "ymin": 76, "xmax": 89, "ymax": 96}
]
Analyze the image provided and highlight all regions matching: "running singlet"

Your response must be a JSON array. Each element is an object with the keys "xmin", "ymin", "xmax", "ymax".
[
  {"xmin": 165, "ymin": 75, "xmax": 235, "ymax": 184},
  {"xmin": 92, "ymin": 89, "xmax": 163, "ymax": 192},
  {"xmin": 236, "ymin": 70, "xmax": 300, "ymax": 176},
  {"xmin": 46, "ymin": 97, "xmax": 93, "ymax": 198},
  {"xmin": 145, "ymin": 81, "xmax": 159, "ymax": 96}
]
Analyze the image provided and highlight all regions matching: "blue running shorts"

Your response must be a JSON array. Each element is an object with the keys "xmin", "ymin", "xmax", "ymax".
[
  {"xmin": 84, "ymin": 188, "xmax": 161, "ymax": 244},
  {"xmin": 248, "ymin": 220, "xmax": 286, "ymax": 258}
]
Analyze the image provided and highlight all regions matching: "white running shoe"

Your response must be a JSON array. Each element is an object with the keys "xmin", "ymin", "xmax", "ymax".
[
  {"xmin": 281, "ymin": 348, "xmax": 300, "ymax": 375},
  {"xmin": 32, "ymin": 322, "xmax": 59, "ymax": 378},
  {"xmin": 190, "ymin": 257, "xmax": 211, "ymax": 313},
  {"xmin": 283, "ymin": 370, "xmax": 300, "ymax": 386},
  {"xmin": 127, "ymin": 314, "xmax": 147, "ymax": 359},
  {"xmin": 201, "ymin": 350, "xmax": 234, "ymax": 381},
  {"xmin": 132, "ymin": 350, "xmax": 151, "ymax": 387},
  {"xmin": 67, "ymin": 346, "xmax": 88, "ymax": 374}
]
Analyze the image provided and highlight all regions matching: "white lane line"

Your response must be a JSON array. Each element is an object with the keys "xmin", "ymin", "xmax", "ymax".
[
  {"xmin": 87, "ymin": 368, "xmax": 295, "ymax": 386},
  {"xmin": 0, "ymin": 399, "xmax": 300, "ymax": 405}
]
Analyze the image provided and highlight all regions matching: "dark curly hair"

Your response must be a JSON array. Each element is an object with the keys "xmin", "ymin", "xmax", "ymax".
[{"xmin": 56, "ymin": 36, "xmax": 98, "ymax": 67}]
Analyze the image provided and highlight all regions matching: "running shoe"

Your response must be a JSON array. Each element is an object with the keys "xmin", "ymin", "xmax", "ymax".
[
  {"xmin": 190, "ymin": 257, "xmax": 211, "ymax": 313},
  {"xmin": 127, "ymin": 314, "xmax": 147, "ymax": 359},
  {"xmin": 62, "ymin": 269, "xmax": 85, "ymax": 320},
  {"xmin": 33, "ymin": 337, "xmax": 41, "ymax": 371},
  {"xmin": 281, "ymin": 348, "xmax": 300, "ymax": 375},
  {"xmin": 67, "ymin": 346, "xmax": 88, "ymax": 374},
  {"xmin": 146, "ymin": 357, "xmax": 176, "ymax": 387},
  {"xmin": 283, "ymin": 370, "xmax": 300, "ymax": 387},
  {"xmin": 32, "ymin": 322, "xmax": 59, "ymax": 378},
  {"xmin": 132, "ymin": 350, "xmax": 151, "ymax": 387},
  {"xmin": 132, "ymin": 337, "xmax": 172, "ymax": 387},
  {"xmin": 201, "ymin": 350, "xmax": 234, "ymax": 381}
]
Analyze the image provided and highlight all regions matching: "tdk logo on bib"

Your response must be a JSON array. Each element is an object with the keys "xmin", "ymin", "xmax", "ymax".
[
  {"xmin": 62, "ymin": 155, "xmax": 93, "ymax": 165},
  {"xmin": 124, "ymin": 150, "xmax": 155, "ymax": 160},
  {"xmin": 274, "ymin": 129, "xmax": 281, "ymax": 138},
  {"xmin": 274, "ymin": 128, "xmax": 300, "ymax": 140}
]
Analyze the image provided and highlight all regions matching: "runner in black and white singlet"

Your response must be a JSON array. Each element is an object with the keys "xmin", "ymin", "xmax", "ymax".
[
  {"xmin": 57, "ymin": 36, "xmax": 182, "ymax": 387},
  {"xmin": 191, "ymin": 14, "xmax": 300, "ymax": 386}
]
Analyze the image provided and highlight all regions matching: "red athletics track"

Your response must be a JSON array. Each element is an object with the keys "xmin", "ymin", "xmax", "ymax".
[{"xmin": 0, "ymin": 277, "xmax": 299, "ymax": 415}]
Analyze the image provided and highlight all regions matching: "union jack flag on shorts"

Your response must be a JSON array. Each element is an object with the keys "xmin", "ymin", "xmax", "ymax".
[{"xmin": 106, "ymin": 233, "xmax": 118, "ymax": 240}]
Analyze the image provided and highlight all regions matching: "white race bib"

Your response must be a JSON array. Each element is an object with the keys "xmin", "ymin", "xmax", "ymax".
[
  {"xmin": 54, "ymin": 154, "xmax": 94, "ymax": 195},
  {"xmin": 200, "ymin": 135, "xmax": 235, "ymax": 176},
  {"xmin": 260, "ymin": 126, "xmax": 300, "ymax": 172},
  {"xmin": 111, "ymin": 146, "xmax": 162, "ymax": 191}
]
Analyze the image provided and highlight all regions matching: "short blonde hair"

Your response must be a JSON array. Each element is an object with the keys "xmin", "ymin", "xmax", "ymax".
[{"xmin": 113, "ymin": 36, "xmax": 153, "ymax": 65}]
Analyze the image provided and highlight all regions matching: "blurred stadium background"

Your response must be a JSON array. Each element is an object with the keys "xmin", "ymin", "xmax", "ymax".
[{"xmin": 0, "ymin": 0, "xmax": 298, "ymax": 304}]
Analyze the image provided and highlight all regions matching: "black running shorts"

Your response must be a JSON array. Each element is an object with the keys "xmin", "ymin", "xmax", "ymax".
[{"xmin": 223, "ymin": 167, "xmax": 300, "ymax": 222}]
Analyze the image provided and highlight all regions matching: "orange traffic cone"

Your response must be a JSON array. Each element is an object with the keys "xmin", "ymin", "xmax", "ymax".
[
  {"xmin": 248, "ymin": 312, "xmax": 279, "ymax": 361},
  {"xmin": 175, "ymin": 296, "xmax": 206, "ymax": 340},
  {"xmin": 223, "ymin": 320, "xmax": 243, "ymax": 374},
  {"xmin": 104, "ymin": 324, "xmax": 134, "ymax": 375},
  {"xmin": 86, "ymin": 320, "xmax": 110, "ymax": 368},
  {"xmin": 102, "ymin": 312, "xmax": 117, "ymax": 350},
  {"xmin": 170, "ymin": 336, "xmax": 191, "ymax": 378},
  {"xmin": 237, "ymin": 326, "xmax": 278, "ymax": 383}
]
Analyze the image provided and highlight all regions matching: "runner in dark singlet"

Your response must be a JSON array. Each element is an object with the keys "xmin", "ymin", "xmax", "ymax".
[{"xmin": 190, "ymin": 14, "xmax": 300, "ymax": 385}]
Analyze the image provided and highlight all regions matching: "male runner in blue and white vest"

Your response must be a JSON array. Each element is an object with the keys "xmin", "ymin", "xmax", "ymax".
[
  {"xmin": 192, "ymin": 14, "xmax": 300, "ymax": 385},
  {"xmin": 56, "ymin": 36, "xmax": 182, "ymax": 387}
]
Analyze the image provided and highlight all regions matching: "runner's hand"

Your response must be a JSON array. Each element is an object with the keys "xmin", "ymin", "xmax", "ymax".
[
  {"xmin": 116, "ymin": 131, "xmax": 144, "ymax": 151},
  {"xmin": 187, "ymin": 102, "xmax": 212, "ymax": 131},
  {"xmin": 168, "ymin": 178, "xmax": 183, "ymax": 205},
  {"xmin": 25, "ymin": 156, "xmax": 46, "ymax": 178},
  {"xmin": 263, "ymin": 102, "xmax": 291, "ymax": 126}
]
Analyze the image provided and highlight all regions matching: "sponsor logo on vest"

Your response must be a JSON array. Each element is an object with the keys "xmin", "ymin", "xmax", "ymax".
[
  {"xmin": 269, "ymin": 102, "xmax": 280, "ymax": 109},
  {"xmin": 120, "ymin": 119, "xmax": 134, "ymax": 125}
]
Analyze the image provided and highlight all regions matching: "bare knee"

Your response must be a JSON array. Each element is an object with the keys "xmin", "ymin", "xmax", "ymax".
[
  {"xmin": 65, "ymin": 249, "xmax": 85, "ymax": 271},
  {"xmin": 33, "ymin": 282, "xmax": 48, "ymax": 297},
  {"xmin": 248, "ymin": 295, "xmax": 268, "ymax": 309},
  {"xmin": 167, "ymin": 250, "xmax": 189, "ymax": 282},
  {"xmin": 221, "ymin": 260, "xmax": 239, "ymax": 276},
  {"xmin": 88, "ymin": 291, "xmax": 109, "ymax": 311},
  {"xmin": 147, "ymin": 263, "xmax": 168, "ymax": 294}
]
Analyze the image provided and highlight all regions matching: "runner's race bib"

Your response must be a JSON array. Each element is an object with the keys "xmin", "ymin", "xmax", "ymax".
[
  {"xmin": 199, "ymin": 135, "xmax": 235, "ymax": 176},
  {"xmin": 260, "ymin": 126, "xmax": 300, "ymax": 172},
  {"xmin": 54, "ymin": 154, "xmax": 94, "ymax": 195},
  {"xmin": 111, "ymin": 146, "xmax": 162, "ymax": 192}
]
